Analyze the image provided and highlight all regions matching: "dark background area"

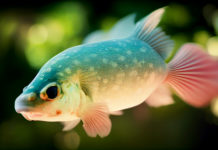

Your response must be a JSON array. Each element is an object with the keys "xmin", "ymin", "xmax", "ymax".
[{"xmin": 0, "ymin": 0, "xmax": 218, "ymax": 150}]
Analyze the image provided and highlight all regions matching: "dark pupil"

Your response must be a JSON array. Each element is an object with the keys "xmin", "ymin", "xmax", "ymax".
[{"xmin": 46, "ymin": 86, "xmax": 58, "ymax": 99}]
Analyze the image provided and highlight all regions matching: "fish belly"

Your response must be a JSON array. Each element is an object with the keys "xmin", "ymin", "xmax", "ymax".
[{"xmin": 94, "ymin": 68, "xmax": 167, "ymax": 111}]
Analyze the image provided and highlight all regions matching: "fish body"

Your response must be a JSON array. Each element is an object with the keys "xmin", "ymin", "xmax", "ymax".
[
  {"xmin": 27, "ymin": 37, "xmax": 167, "ymax": 112},
  {"xmin": 15, "ymin": 8, "xmax": 218, "ymax": 137}
]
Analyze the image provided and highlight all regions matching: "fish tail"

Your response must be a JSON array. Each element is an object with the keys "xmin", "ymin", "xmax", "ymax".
[{"xmin": 166, "ymin": 43, "xmax": 218, "ymax": 107}]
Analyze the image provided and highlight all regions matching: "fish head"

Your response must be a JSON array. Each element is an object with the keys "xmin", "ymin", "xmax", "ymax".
[{"xmin": 15, "ymin": 65, "xmax": 81, "ymax": 122}]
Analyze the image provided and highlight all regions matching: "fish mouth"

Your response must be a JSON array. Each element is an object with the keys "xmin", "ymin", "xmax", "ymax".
[
  {"xmin": 15, "ymin": 106, "xmax": 33, "ymax": 113},
  {"xmin": 19, "ymin": 110, "xmax": 44, "ymax": 121},
  {"xmin": 16, "ymin": 106, "xmax": 44, "ymax": 121},
  {"xmin": 15, "ymin": 93, "xmax": 45, "ymax": 121}
]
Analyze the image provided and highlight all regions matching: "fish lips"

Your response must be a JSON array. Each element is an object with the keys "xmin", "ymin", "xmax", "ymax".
[
  {"xmin": 15, "ymin": 93, "xmax": 33, "ymax": 113},
  {"xmin": 20, "ymin": 111, "xmax": 44, "ymax": 121},
  {"xmin": 15, "ymin": 93, "xmax": 44, "ymax": 120}
]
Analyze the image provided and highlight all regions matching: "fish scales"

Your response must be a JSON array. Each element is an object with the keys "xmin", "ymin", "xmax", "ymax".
[{"xmin": 29, "ymin": 38, "xmax": 167, "ymax": 111}]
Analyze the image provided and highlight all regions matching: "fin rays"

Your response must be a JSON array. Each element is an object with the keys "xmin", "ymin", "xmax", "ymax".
[
  {"xmin": 167, "ymin": 43, "xmax": 218, "ymax": 107},
  {"xmin": 133, "ymin": 8, "xmax": 174, "ymax": 59}
]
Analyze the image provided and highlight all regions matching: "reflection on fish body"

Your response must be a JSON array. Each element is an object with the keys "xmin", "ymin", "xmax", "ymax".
[{"xmin": 15, "ymin": 8, "xmax": 218, "ymax": 138}]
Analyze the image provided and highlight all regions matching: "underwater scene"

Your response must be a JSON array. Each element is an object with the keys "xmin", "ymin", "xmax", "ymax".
[{"xmin": 0, "ymin": 0, "xmax": 218, "ymax": 149}]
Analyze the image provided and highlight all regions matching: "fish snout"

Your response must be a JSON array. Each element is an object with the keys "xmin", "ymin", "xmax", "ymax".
[{"xmin": 15, "ymin": 93, "xmax": 36, "ymax": 113}]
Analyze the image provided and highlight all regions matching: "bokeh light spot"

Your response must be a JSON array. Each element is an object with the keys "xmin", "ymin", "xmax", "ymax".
[
  {"xmin": 193, "ymin": 30, "xmax": 210, "ymax": 47},
  {"xmin": 24, "ymin": 2, "xmax": 86, "ymax": 68},
  {"xmin": 55, "ymin": 131, "xmax": 80, "ymax": 150},
  {"xmin": 207, "ymin": 36, "xmax": 218, "ymax": 56},
  {"xmin": 211, "ymin": 98, "xmax": 218, "ymax": 117},
  {"xmin": 28, "ymin": 24, "xmax": 48, "ymax": 44}
]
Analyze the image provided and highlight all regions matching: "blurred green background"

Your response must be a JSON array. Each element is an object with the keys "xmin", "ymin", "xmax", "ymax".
[{"xmin": 1, "ymin": 0, "xmax": 218, "ymax": 149}]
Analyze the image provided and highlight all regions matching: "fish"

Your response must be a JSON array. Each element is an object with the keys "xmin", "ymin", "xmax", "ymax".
[{"xmin": 15, "ymin": 8, "xmax": 218, "ymax": 138}]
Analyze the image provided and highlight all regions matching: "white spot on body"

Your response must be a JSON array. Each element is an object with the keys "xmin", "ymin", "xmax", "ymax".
[
  {"xmin": 102, "ymin": 58, "xmax": 108, "ymax": 64},
  {"xmin": 65, "ymin": 68, "xmax": 71, "ymax": 74},
  {"xmin": 58, "ymin": 72, "xmax": 64, "ymax": 76},
  {"xmin": 119, "ymin": 56, "xmax": 125, "ymax": 61},
  {"xmin": 73, "ymin": 60, "xmax": 80, "ymax": 65},
  {"xmin": 46, "ymin": 68, "xmax": 51, "ymax": 72},
  {"xmin": 89, "ymin": 67, "xmax": 95, "ymax": 71},
  {"xmin": 111, "ymin": 62, "xmax": 118, "ymax": 68},
  {"xmin": 73, "ymin": 49, "xmax": 78, "ymax": 53},
  {"xmin": 133, "ymin": 58, "xmax": 138, "ymax": 64},
  {"xmin": 127, "ymin": 50, "xmax": 132, "ymax": 55},
  {"xmin": 29, "ymin": 86, "xmax": 34, "ymax": 89},
  {"xmin": 51, "ymin": 60, "xmax": 56, "ymax": 65},
  {"xmin": 140, "ymin": 47, "xmax": 146, "ymax": 52}
]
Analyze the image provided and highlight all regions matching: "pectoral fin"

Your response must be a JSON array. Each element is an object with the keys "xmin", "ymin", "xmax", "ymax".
[
  {"xmin": 62, "ymin": 119, "xmax": 80, "ymax": 131},
  {"xmin": 80, "ymin": 103, "xmax": 111, "ymax": 138}
]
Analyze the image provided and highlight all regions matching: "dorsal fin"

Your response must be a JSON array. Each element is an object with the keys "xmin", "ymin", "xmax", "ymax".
[
  {"xmin": 83, "ymin": 14, "xmax": 136, "ymax": 44},
  {"xmin": 133, "ymin": 8, "xmax": 174, "ymax": 59}
]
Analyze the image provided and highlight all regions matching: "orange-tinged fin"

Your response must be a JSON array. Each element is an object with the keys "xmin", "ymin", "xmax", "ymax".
[
  {"xmin": 62, "ymin": 119, "xmax": 80, "ymax": 131},
  {"xmin": 81, "ymin": 103, "xmax": 111, "ymax": 138},
  {"xmin": 166, "ymin": 43, "xmax": 218, "ymax": 107},
  {"xmin": 146, "ymin": 84, "xmax": 174, "ymax": 107}
]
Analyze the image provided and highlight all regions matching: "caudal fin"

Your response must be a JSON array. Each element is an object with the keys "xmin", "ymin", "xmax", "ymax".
[{"xmin": 166, "ymin": 43, "xmax": 218, "ymax": 107}]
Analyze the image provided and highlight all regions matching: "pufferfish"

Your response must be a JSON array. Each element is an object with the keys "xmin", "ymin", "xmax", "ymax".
[{"xmin": 15, "ymin": 8, "xmax": 218, "ymax": 137}]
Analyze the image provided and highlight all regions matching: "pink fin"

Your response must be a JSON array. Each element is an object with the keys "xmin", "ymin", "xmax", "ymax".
[
  {"xmin": 81, "ymin": 103, "xmax": 111, "ymax": 138},
  {"xmin": 146, "ymin": 84, "xmax": 174, "ymax": 107},
  {"xmin": 166, "ymin": 43, "xmax": 218, "ymax": 107},
  {"xmin": 62, "ymin": 119, "xmax": 80, "ymax": 131},
  {"xmin": 110, "ymin": 110, "xmax": 123, "ymax": 116}
]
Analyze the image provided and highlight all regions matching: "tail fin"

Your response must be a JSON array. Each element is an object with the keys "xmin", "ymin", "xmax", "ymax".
[
  {"xmin": 166, "ymin": 43, "xmax": 218, "ymax": 107},
  {"xmin": 132, "ymin": 7, "xmax": 174, "ymax": 59}
]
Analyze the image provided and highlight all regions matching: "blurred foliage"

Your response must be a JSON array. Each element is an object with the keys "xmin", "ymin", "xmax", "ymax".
[
  {"xmin": 0, "ymin": 0, "xmax": 218, "ymax": 150},
  {"xmin": 24, "ymin": 2, "xmax": 87, "ymax": 68}
]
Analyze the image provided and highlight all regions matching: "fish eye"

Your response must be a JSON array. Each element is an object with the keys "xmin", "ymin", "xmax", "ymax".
[
  {"xmin": 46, "ymin": 86, "xmax": 58, "ymax": 99},
  {"xmin": 40, "ymin": 82, "xmax": 60, "ymax": 101}
]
